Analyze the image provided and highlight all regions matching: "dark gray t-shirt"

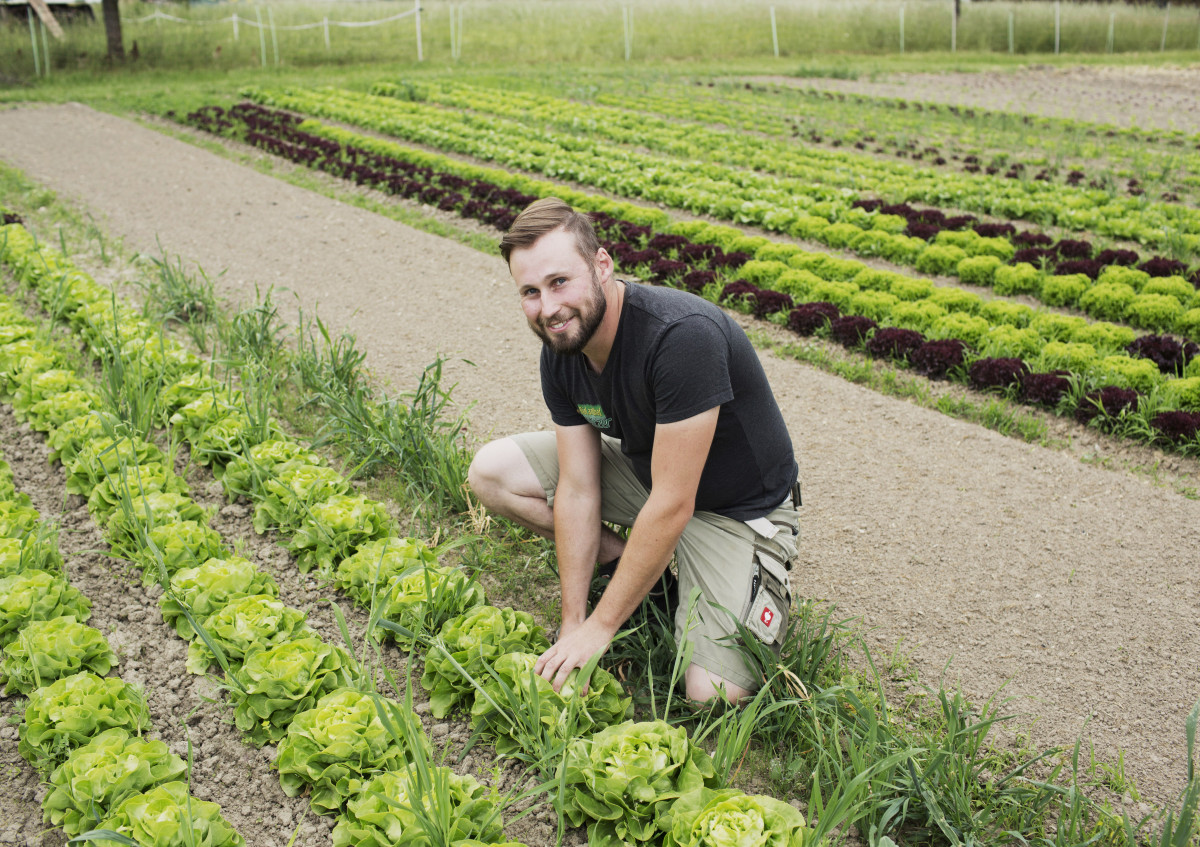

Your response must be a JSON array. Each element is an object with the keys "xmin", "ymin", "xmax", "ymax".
[{"xmin": 540, "ymin": 282, "xmax": 797, "ymax": 521}]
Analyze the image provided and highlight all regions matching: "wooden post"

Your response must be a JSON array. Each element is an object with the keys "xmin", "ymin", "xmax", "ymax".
[
  {"xmin": 899, "ymin": 4, "xmax": 904, "ymax": 53},
  {"xmin": 770, "ymin": 6, "xmax": 778, "ymax": 58},
  {"xmin": 1107, "ymin": 11, "xmax": 1114, "ymax": 53},
  {"xmin": 449, "ymin": 4, "xmax": 456, "ymax": 59},
  {"xmin": 1161, "ymin": 2, "xmax": 1170, "ymax": 51},
  {"xmin": 323, "ymin": 17, "xmax": 330, "ymax": 51},
  {"xmin": 268, "ymin": 6, "xmax": 279, "ymax": 65},
  {"xmin": 232, "ymin": 12, "xmax": 239, "ymax": 41},
  {"xmin": 951, "ymin": 0, "xmax": 956, "ymax": 52},
  {"xmin": 26, "ymin": 0, "xmax": 63, "ymax": 40},
  {"xmin": 1008, "ymin": 10, "xmax": 1014, "ymax": 54},
  {"xmin": 40, "ymin": 18, "xmax": 49, "ymax": 73}
]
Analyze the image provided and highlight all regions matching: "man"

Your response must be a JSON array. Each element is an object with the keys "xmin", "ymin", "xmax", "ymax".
[{"xmin": 468, "ymin": 197, "xmax": 800, "ymax": 703}]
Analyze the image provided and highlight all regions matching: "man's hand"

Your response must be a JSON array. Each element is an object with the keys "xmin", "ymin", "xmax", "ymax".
[{"xmin": 535, "ymin": 615, "xmax": 618, "ymax": 694}]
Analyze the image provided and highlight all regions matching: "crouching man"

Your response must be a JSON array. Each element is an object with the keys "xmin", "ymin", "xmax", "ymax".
[{"xmin": 468, "ymin": 198, "xmax": 800, "ymax": 703}]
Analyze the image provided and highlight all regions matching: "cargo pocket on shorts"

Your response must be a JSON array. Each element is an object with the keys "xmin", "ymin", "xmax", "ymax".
[{"xmin": 739, "ymin": 545, "xmax": 792, "ymax": 648}]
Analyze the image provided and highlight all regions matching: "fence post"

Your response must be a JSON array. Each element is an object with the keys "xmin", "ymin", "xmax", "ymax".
[
  {"xmin": 1107, "ymin": 11, "xmax": 1114, "ymax": 53},
  {"xmin": 28, "ymin": 11, "xmax": 41, "ymax": 77},
  {"xmin": 255, "ymin": 6, "xmax": 267, "ymax": 67},
  {"xmin": 232, "ymin": 12, "xmax": 239, "ymax": 41},
  {"xmin": 415, "ymin": 0, "xmax": 423, "ymax": 61},
  {"xmin": 40, "ymin": 18, "xmax": 50, "ymax": 75},
  {"xmin": 1161, "ymin": 2, "xmax": 1170, "ymax": 51},
  {"xmin": 623, "ymin": 5, "xmax": 633, "ymax": 61},
  {"xmin": 1054, "ymin": 0, "xmax": 1060, "ymax": 54},
  {"xmin": 1008, "ymin": 11, "xmax": 1013, "ymax": 53},
  {"xmin": 457, "ymin": 5, "xmax": 463, "ymax": 59},
  {"xmin": 951, "ymin": 0, "xmax": 956, "ymax": 52},
  {"xmin": 770, "ymin": 6, "xmax": 778, "ymax": 58},
  {"xmin": 899, "ymin": 4, "xmax": 904, "ymax": 53},
  {"xmin": 268, "ymin": 5, "xmax": 279, "ymax": 65},
  {"xmin": 323, "ymin": 16, "xmax": 330, "ymax": 51}
]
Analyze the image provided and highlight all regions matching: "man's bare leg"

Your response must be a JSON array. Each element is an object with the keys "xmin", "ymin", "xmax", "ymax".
[
  {"xmin": 685, "ymin": 663, "xmax": 752, "ymax": 704},
  {"xmin": 467, "ymin": 437, "xmax": 625, "ymax": 563}
]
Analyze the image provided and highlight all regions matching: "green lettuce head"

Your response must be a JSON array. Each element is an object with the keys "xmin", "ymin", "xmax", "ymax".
[
  {"xmin": 560, "ymin": 720, "xmax": 718, "ymax": 846},
  {"xmin": 332, "ymin": 536, "xmax": 437, "ymax": 606},
  {"xmin": 27, "ymin": 388, "xmax": 103, "ymax": 433},
  {"xmin": 134, "ymin": 519, "xmax": 228, "ymax": 588},
  {"xmin": 97, "ymin": 781, "xmax": 246, "ymax": 847},
  {"xmin": 253, "ymin": 461, "xmax": 348, "ymax": 534},
  {"xmin": 275, "ymin": 687, "xmax": 423, "ymax": 815},
  {"xmin": 105, "ymin": 491, "xmax": 212, "ymax": 561},
  {"xmin": 217, "ymin": 438, "xmax": 323, "ymax": 500},
  {"xmin": 372, "ymin": 563, "xmax": 487, "ymax": 649},
  {"xmin": 42, "ymin": 727, "xmax": 187, "ymax": 837},
  {"xmin": 420, "ymin": 605, "xmax": 550, "ymax": 719},
  {"xmin": 161, "ymin": 556, "xmax": 279, "ymax": 640},
  {"xmin": 228, "ymin": 636, "xmax": 355, "ymax": 746},
  {"xmin": 185, "ymin": 593, "xmax": 309, "ymax": 674},
  {"xmin": 86, "ymin": 462, "xmax": 189, "ymax": 524},
  {"xmin": 0, "ymin": 570, "xmax": 91, "ymax": 649},
  {"xmin": 331, "ymin": 765, "xmax": 504, "ymax": 847},
  {"xmin": 64, "ymin": 435, "xmax": 165, "ymax": 496},
  {"xmin": 2, "ymin": 615, "xmax": 115, "ymax": 696},
  {"xmin": 19, "ymin": 671, "xmax": 152, "ymax": 775},
  {"xmin": 471, "ymin": 653, "xmax": 632, "ymax": 758},
  {"xmin": 287, "ymin": 493, "xmax": 393, "ymax": 575},
  {"xmin": 0, "ymin": 531, "xmax": 65, "ymax": 578},
  {"xmin": 663, "ymin": 787, "xmax": 809, "ymax": 847}
]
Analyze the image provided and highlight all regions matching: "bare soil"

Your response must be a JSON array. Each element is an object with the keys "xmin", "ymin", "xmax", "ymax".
[
  {"xmin": 753, "ymin": 64, "xmax": 1200, "ymax": 134},
  {"xmin": 0, "ymin": 97, "xmax": 1198, "ymax": 839}
]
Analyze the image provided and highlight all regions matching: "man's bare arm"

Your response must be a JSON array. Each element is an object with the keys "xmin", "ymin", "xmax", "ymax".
[
  {"xmin": 536, "ymin": 407, "xmax": 719, "ymax": 692},
  {"xmin": 549, "ymin": 423, "xmax": 604, "ymax": 639}
]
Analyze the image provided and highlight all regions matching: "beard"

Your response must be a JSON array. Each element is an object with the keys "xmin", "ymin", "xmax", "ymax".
[{"xmin": 530, "ymin": 271, "xmax": 608, "ymax": 356}]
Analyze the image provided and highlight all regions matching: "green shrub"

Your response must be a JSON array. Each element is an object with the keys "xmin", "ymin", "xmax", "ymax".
[
  {"xmin": 929, "ymin": 313, "xmax": 990, "ymax": 347},
  {"xmin": 890, "ymin": 276, "xmax": 935, "ymax": 301},
  {"xmin": 1096, "ymin": 265, "xmax": 1150, "ymax": 291},
  {"xmin": 1178, "ymin": 308, "xmax": 1200, "ymax": 340},
  {"xmin": 969, "ymin": 236, "xmax": 1016, "ymax": 262},
  {"xmin": 1070, "ymin": 322, "xmax": 1136, "ymax": 354},
  {"xmin": 980, "ymin": 300, "xmax": 1034, "ymax": 328},
  {"xmin": 915, "ymin": 245, "xmax": 968, "ymax": 276},
  {"xmin": 1125, "ymin": 293, "xmax": 1184, "ymax": 332},
  {"xmin": 1079, "ymin": 282, "xmax": 1137, "ymax": 322},
  {"xmin": 806, "ymin": 280, "xmax": 859, "ymax": 308},
  {"xmin": 980, "ymin": 325, "xmax": 1041, "ymax": 360},
  {"xmin": 891, "ymin": 301, "xmax": 947, "ymax": 332},
  {"xmin": 774, "ymin": 269, "xmax": 822, "ymax": 300},
  {"xmin": 738, "ymin": 260, "xmax": 789, "ymax": 289},
  {"xmin": 787, "ymin": 215, "xmax": 830, "ymax": 241},
  {"xmin": 957, "ymin": 255, "xmax": 1003, "ymax": 286},
  {"xmin": 1037, "ymin": 341, "xmax": 1097, "ymax": 374},
  {"xmin": 1142, "ymin": 276, "xmax": 1194, "ymax": 303},
  {"xmin": 848, "ymin": 290, "xmax": 900, "ymax": 321},
  {"xmin": 851, "ymin": 268, "xmax": 904, "ymax": 292},
  {"xmin": 993, "ymin": 263, "xmax": 1043, "ymax": 296},
  {"xmin": 929, "ymin": 287, "xmax": 983, "ymax": 315},
  {"xmin": 870, "ymin": 213, "xmax": 908, "ymax": 234},
  {"xmin": 1031, "ymin": 312, "xmax": 1088, "ymax": 341},
  {"xmin": 1094, "ymin": 355, "xmax": 1160, "ymax": 392},
  {"xmin": 822, "ymin": 222, "xmax": 862, "ymax": 248},
  {"xmin": 789, "ymin": 253, "xmax": 862, "ymax": 282},
  {"xmin": 1040, "ymin": 274, "xmax": 1089, "ymax": 308},
  {"xmin": 1164, "ymin": 377, "xmax": 1200, "ymax": 411},
  {"xmin": 753, "ymin": 244, "xmax": 800, "ymax": 265}
]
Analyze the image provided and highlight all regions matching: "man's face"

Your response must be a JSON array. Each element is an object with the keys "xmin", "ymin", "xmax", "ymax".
[{"xmin": 510, "ymin": 228, "xmax": 608, "ymax": 357}]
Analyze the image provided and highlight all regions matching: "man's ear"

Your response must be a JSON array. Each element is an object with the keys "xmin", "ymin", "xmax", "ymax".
[{"xmin": 595, "ymin": 246, "xmax": 614, "ymax": 281}]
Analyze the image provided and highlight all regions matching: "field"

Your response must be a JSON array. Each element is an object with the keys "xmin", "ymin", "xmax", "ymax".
[{"xmin": 1, "ymin": 2, "xmax": 1200, "ymax": 846}]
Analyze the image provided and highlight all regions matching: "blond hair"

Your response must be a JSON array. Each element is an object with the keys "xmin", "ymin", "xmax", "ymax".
[{"xmin": 499, "ymin": 197, "xmax": 600, "ymax": 266}]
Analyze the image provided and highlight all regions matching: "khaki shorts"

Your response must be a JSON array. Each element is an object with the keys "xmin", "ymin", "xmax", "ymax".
[{"xmin": 511, "ymin": 431, "xmax": 800, "ymax": 692}]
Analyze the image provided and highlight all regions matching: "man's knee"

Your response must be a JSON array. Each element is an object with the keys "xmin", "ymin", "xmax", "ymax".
[
  {"xmin": 684, "ymin": 663, "xmax": 754, "ymax": 705},
  {"xmin": 467, "ymin": 436, "xmax": 544, "ymax": 512}
]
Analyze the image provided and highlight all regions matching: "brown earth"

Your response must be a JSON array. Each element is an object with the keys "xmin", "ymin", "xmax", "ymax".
[
  {"xmin": 752, "ymin": 64, "xmax": 1200, "ymax": 134},
  {"xmin": 0, "ymin": 97, "xmax": 1198, "ymax": 839}
]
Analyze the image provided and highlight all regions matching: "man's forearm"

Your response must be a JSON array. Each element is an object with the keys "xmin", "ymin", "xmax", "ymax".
[
  {"xmin": 553, "ymin": 481, "xmax": 602, "ymax": 628},
  {"xmin": 589, "ymin": 492, "xmax": 692, "ymax": 631}
]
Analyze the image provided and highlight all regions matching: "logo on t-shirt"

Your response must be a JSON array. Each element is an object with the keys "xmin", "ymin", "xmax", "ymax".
[
  {"xmin": 577, "ymin": 403, "xmax": 612, "ymax": 430},
  {"xmin": 760, "ymin": 607, "xmax": 774, "ymax": 627}
]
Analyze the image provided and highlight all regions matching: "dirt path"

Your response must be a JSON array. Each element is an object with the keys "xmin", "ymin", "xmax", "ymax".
[
  {"xmin": 1, "ymin": 103, "xmax": 1198, "ymax": 812},
  {"xmin": 753, "ymin": 64, "xmax": 1200, "ymax": 134}
]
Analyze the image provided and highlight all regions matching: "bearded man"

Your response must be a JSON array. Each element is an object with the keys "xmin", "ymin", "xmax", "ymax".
[{"xmin": 468, "ymin": 197, "xmax": 800, "ymax": 703}]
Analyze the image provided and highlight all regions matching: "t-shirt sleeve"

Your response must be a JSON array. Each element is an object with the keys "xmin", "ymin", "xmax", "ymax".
[
  {"xmin": 651, "ymin": 316, "xmax": 734, "ymax": 424},
  {"xmin": 540, "ymin": 346, "xmax": 586, "ymax": 427}
]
